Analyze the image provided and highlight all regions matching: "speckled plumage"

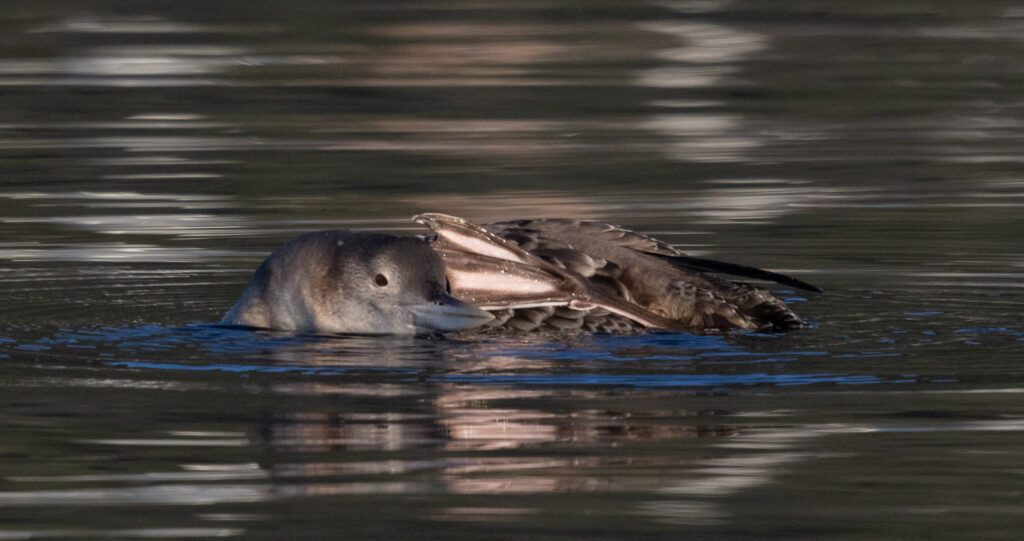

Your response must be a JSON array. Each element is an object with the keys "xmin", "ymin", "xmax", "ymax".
[
  {"xmin": 416, "ymin": 214, "xmax": 819, "ymax": 333},
  {"xmin": 222, "ymin": 215, "xmax": 818, "ymax": 336}
]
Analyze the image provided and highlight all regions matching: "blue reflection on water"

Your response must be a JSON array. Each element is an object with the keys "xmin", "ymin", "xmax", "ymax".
[
  {"xmin": 0, "ymin": 323, "xmax": 923, "ymax": 389},
  {"xmin": 430, "ymin": 372, "xmax": 884, "ymax": 387},
  {"xmin": 104, "ymin": 360, "xmax": 415, "ymax": 377},
  {"xmin": 956, "ymin": 327, "xmax": 1010, "ymax": 334},
  {"xmin": 43, "ymin": 324, "xmax": 343, "ymax": 356}
]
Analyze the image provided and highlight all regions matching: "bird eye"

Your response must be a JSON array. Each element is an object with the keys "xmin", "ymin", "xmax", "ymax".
[{"xmin": 374, "ymin": 274, "xmax": 389, "ymax": 287}]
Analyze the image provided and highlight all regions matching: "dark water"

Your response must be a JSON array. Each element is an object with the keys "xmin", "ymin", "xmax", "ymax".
[{"xmin": 2, "ymin": 1, "xmax": 1024, "ymax": 539}]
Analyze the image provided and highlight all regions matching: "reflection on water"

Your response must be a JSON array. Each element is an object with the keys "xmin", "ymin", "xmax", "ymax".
[
  {"xmin": 33, "ymin": 16, "xmax": 228, "ymax": 35},
  {"xmin": 5, "ymin": 322, "xmax": 1024, "ymax": 532},
  {"xmin": 4, "ymin": 320, "xmax": 1024, "ymax": 536},
  {"xmin": 638, "ymin": 16, "xmax": 769, "ymax": 163},
  {"xmin": 3, "ymin": 0, "xmax": 1024, "ymax": 539}
]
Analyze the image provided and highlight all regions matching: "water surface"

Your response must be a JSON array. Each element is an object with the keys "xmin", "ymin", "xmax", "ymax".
[{"xmin": 2, "ymin": 1, "xmax": 1024, "ymax": 539}]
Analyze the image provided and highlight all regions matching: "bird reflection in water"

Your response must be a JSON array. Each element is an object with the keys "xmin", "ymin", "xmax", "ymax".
[{"xmin": 245, "ymin": 334, "xmax": 772, "ymax": 514}]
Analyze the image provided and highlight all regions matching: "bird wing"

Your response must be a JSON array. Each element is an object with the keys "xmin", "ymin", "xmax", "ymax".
[
  {"xmin": 414, "ymin": 213, "xmax": 683, "ymax": 330},
  {"xmin": 486, "ymin": 218, "xmax": 821, "ymax": 293}
]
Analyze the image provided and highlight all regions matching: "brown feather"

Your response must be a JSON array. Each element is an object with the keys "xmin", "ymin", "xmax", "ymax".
[{"xmin": 415, "ymin": 214, "xmax": 817, "ymax": 333}]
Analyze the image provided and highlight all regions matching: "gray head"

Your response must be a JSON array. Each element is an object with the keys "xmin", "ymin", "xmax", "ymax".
[{"xmin": 221, "ymin": 230, "xmax": 492, "ymax": 335}]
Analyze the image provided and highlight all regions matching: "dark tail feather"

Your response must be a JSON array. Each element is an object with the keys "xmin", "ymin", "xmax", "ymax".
[{"xmin": 651, "ymin": 254, "xmax": 823, "ymax": 293}]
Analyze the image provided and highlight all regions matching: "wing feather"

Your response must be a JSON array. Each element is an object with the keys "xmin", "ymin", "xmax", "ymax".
[{"xmin": 415, "ymin": 213, "xmax": 683, "ymax": 330}]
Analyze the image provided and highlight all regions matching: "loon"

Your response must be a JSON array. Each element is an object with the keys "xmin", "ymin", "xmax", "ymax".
[{"xmin": 221, "ymin": 214, "xmax": 819, "ymax": 335}]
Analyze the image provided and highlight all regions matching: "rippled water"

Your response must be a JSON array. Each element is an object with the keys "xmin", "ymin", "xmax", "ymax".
[{"xmin": 2, "ymin": 1, "xmax": 1024, "ymax": 539}]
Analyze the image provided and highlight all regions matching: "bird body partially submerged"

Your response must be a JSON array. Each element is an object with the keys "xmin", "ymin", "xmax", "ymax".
[
  {"xmin": 416, "ymin": 213, "xmax": 818, "ymax": 333},
  {"xmin": 221, "ymin": 214, "xmax": 818, "ymax": 335}
]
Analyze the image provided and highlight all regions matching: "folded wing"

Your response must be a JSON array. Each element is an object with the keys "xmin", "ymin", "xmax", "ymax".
[{"xmin": 415, "ymin": 213, "xmax": 683, "ymax": 330}]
